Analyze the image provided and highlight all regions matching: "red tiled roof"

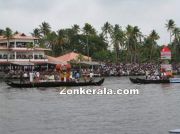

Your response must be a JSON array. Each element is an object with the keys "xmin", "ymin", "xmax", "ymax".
[
  {"xmin": 47, "ymin": 55, "xmax": 67, "ymax": 65},
  {"xmin": 56, "ymin": 52, "xmax": 91, "ymax": 62},
  {"xmin": 0, "ymin": 33, "xmax": 38, "ymax": 41}
]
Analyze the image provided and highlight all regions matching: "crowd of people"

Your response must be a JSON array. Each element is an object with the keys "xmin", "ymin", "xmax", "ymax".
[
  {"xmin": 7, "ymin": 69, "xmax": 92, "ymax": 83},
  {"xmin": 100, "ymin": 62, "xmax": 180, "ymax": 76},
  {"xmin": 5, "ymin": 62, "xmax": 180, "ymax": 83}
]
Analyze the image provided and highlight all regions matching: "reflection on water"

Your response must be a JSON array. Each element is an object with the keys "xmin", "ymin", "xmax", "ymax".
[{"xmin": 0, "ymin": 77, "xmax": 180, "ymax": 134}]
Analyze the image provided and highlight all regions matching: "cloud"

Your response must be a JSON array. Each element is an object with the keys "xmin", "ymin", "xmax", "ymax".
[{"xmin": 0, "ymin": 0, "xmax": 180, "ymax": 44}]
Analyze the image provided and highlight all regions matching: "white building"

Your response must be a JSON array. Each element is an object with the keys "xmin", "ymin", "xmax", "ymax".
[{"xmin": 0, "ymin": 33, "xmax": 49, "ymax": 71}]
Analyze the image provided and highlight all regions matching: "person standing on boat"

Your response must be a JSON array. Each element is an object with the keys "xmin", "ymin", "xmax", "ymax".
[
  {"xmin": 75, "ymin": 71, "xmax": 80, "ymax": 81},
  {"xmin": 29, "ymin": 72, "xmax": 34, "ymax": 82},
  {"xmin": 89, "ymin": 71, "xmax": 94, "ymax": 81},
  {"xmin": 34, "ymin": 71, "xmax": 40, "ymax": 82},
  {"xmin": 20, "ymin": 70, "xmax": 23, "ymax": 84},
  {"xmin": 145, "ymin": 70, "xmax": 149, "ymax": 79}
]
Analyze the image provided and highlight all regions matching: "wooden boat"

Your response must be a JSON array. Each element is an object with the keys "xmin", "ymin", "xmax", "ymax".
[
  {"xmin": 6, "ymin": 78, "xmax": 105, "ymax": 88},
  {"xmin": 129, "ymin": 77, "xmax": 170, "ymax": 84}
]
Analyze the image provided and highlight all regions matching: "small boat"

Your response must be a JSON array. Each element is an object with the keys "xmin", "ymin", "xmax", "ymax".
[
  {"xmin": 129, "ymin": 77, "xmax": 170, "ymax": 84},
  {"xmin": 6, "ymin": 78, "xmax": 105, "ymax": 88},
  {"xmin": 169, "ymin": 129, "xmax": 180, "ymax": 133},
  {"xmin": 169, "ymin": 78, "xmax": 180, "ymax": 83}
]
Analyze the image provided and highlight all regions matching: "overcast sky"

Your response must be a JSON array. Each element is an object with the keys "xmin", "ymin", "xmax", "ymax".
[{"xmin": 0, "ymin": 0, "xmax": 180, "ymax": 44}]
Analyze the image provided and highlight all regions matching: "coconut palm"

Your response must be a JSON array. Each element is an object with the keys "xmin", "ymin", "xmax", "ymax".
[
  {"xmin": 72, "ymin": 24, "xmax": 80, "ymax": 35},
  {"xmin": 166, "ymin": 19, "xmax": 175, "ymax": 44},
  {"xmin": 172, "ymin": 27, "xmax": 180, "ymax": 61},
  {"xmin": 111, "ymin": 24, "xmax": 125, "ymax": 62},
  {"xmin": 39, "ymin": 21, "xmax": 51, "ymax": 37},
  {"xmin": 56, "ymin": 29, "xmax": 67, "ymax": 53},
  {"xmin": 46, "ymin": 31, "xmax": 57, "ymax": 55},
  {"xmin": 83, "ymin": 23, "xmax": 96, "ymax": 60},
  {"xmin": 132, "ymin": 26, "xmax": 142, "ymax": 62},
  {"xmin": 125, "ymin": 25, "xmax": 142, "ymax": 62},
  {"xmin": 0, "ymin": 29, "xmax": 4, "ymax": 36},
  {"xmin": 31, "ymin": 28, "xmax": 41, "ymax": 38},
  {"xmin": 125, "ymin": 25, "xmax": 134, "ymax": 62},
  {"xmin": 83, "ymin": 23, "xmax": 96, "ymax": 35},
  {"xmin": 102, "ymin": 22, "xmax": 113, "ymax": 50},
  {"xmin": 148, "ymin": 30, "xmax": 160, "ymax": 60},
  {"xmin": 3, "ymin": 27, "xmax": 13, "ymax": 48},
  {"xmin": 3, "ymin": 27, "xmax": 13, "ymax": 61},
  {"xmin": 172, "ymin": 27, "xmax": 180, "ymax": 44},
  {"xmin": 101, "ymin": 22, "xmax": 113, "ymax": 39}
]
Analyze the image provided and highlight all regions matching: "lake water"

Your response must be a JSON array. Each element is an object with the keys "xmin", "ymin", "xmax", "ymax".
[{"xmin": 0, "ymin": 77, "xmax": 180, "ymax": 134}]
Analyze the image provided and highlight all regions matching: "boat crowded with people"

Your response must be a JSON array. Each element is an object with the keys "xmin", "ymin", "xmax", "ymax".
[
  {"xmin": 129, "ymin": 46, "xmax": 180, "ymax": 84},
  {"xmin": 129, "ymin": 77, "xmax": 169, "ymax": 84},
  {"xmin": 129, "ymin": 77, "xmax": 180, "ymax": 84},
  {"xmin": 6, "ymin": 78, "xmax": 104, "ymax": 88}
]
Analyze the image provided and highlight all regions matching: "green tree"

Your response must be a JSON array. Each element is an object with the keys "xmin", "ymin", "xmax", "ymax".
[
  {"xmin": 132, "ymin": 26, "xmax": 142, "ymax": 62},
  {"xmin": 83, "ymin": 23, "xmax": 96, "ymax": 60},
  {"xmin": 111, "ymin": 24, "xmax": 125, "ymax": 62},
  {"xmin": 31, "ymin": 28, "xmax": 41, "ymax": 38},
  {"xmin": 3, "ymin": 27, "xmax": 13, "ymax": 61},
  {"xmin": 166, "ymin": 19, "xmax": 175, "ymax": 44},
  {"xmin": 3, "ymin": 27, "xmax": 13, "ymax": 48},
  {"xmin": 0, "ymin": 29, "xmax": 4, "ymax": 35},
  {"xmin": 39, "ymin": 21, "xmax": 51, "ymax": 37},
  {"xmin": 72, "ymin": 24, "xmax": 80, "ymax": 35},
  {"xmin": 125, "ymin": 25, "xmax": 134, "ymax": 62},
  {"xmin": 101, "ymin": 22, "xmax": 113, "ymax": 50},
  {"xmin": 148, "ymin": 30, "xmax": 160, "ymax": 61},
  {"xmin": 172, "ymin": 27, "xmax": 180, "ymax": 61}
]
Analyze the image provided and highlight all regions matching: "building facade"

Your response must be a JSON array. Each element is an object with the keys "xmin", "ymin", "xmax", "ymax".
[{"xmin": 0, "ymin": 33, "xmax": 49, "ymax": 71}]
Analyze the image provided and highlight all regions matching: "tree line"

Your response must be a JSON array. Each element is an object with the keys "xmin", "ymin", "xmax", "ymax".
[{"xmin": 1, "ymin": 19, "xmax": 180, "ymax": 63}]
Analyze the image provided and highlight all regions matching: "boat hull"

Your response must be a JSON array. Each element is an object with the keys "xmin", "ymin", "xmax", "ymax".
[
  {"xmin": 129, "ymin": 77, "xmax": 170, "ymax": 84},
  {"xmin": 6, "ymin": 78, "xmax": 105, "ymax": 88}
]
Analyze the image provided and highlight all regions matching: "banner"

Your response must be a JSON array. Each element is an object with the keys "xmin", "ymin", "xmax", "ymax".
[
  {"xmin": 161, "ymin": 64, "xmax": 172, "ymax": 71},
  {"xmin": 161, "ymin": 52, "xmax": 171, "ymax": 59},
  {"xmin": 161, "ymin": 46, "xmax": 171, "ymax": 60}
]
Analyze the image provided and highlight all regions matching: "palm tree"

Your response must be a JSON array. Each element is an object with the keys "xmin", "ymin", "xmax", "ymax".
[
  {"xmin": 0, "ymin": 29, "xmax": 4, "ymax": 36},
  {"xmin": 125, "ymin": 25, "xmax": 142, "ymax": 62},
  {"xmin": 3, "ymin": 27, "xmax": 13, "ymax": 61},
  {"xmin": 70, "ymin": 25, "xmax": 80, "ymax": 51},
  {"xmin": 3, "ymin": 27, "xmax": 13, "ymax": 48},
  {"xmin": 133, "ymin": 26, "xmax": 142, "ymax": 62},
  {"xmin": 46, "ymin": 31, "xmax": 57, "ymax": 55},
  {"xmin": 102, "ymin": 22, "xmax": 113, "ymax": 39},
  {"xmin": 39, "ymin": 21, "xmax": 51, "ymax": 37},
  {"xmin": 31, "ymin": 28, "xmax": 41, "ymax": 38},
  {"xmin": 172, "ymin": 27, "xmax": 180, "ymax": 61},
  {"xmin": 166, "ymin": 19, "xmax": 175, "ymax": 44},
  {"xmin": 111, "ymin": 24, "xmax": 125, "ymax": 62},
  {"xmin": 148, "ymin": 30, "xmax": 160, "ymax": 60},
  {"xmin": 83, "ymin": 23, "xmax": 96, "ymax": 35},
  {"xmin": 72, "ymin": 24, "xmax": 80, "ymax": 35},
  {"xmin": 56, "ymin": 29, "xmax": 67, "ymax": 54},
  {"xmin": 125, "ymin": 25, "xmax": 134, "ymax": 62},
  {"xmin": 83, "ymin": 23, "xmax": 96, "ymax": 60},
  {"xmin": 102, "ymin": 22, "xmax": 113, "ymax": 50}
]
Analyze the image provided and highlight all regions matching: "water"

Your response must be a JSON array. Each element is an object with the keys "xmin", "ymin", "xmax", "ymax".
[{"xmin": 0, "ymin": 77, "xmax": 180, "ymax": 134}]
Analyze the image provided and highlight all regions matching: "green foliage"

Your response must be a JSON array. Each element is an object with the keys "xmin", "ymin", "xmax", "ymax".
[
  {"xmin": 92, "ymin": 50, "xmax": 116, "ymax": 62},
  {"xmin": 2, "ymin": 20, "xmax": 180, "ymax": 63}
]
